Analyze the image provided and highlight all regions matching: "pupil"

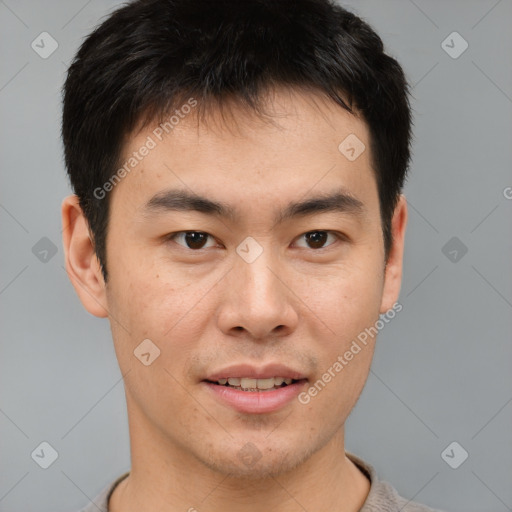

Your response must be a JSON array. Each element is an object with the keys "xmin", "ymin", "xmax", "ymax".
[
  {"xmin": 306, "ymin": 231, "xmax": 327, "ymax": 249},
  {"xmin": 185, "ymin": 232, "xmax": 207, "ymax": 249},
  {"xmin": 183, "ymin": 232, "xmax": 328, "ymax": 250}
]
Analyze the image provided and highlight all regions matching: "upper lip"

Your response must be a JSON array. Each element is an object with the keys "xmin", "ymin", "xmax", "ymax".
[{"xmin": 204, "ymin": 363, "xmax": 307, "ymax": 381}]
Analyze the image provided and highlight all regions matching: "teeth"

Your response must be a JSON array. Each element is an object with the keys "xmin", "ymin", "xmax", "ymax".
[
  {"xmin": 254, "ymin": 378, "xmax": 276, "ymax": 390},
  {"xmin": 240, "ymin": 378, "xmax": 257, "ymax": 389},
  {"xmin": 217, "ymin": 377, "xmax": 296, "ymax": 389}
]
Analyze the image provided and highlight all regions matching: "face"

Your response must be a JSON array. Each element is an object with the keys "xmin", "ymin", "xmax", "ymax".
[{"xmin": 63, "ymin": 87, "xmax": 406, "ymax": 480}]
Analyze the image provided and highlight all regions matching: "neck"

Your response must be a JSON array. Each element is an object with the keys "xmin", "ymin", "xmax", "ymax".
[{"xmin": 110, "ymin": 419, "xmax": 370, "ymax": 512}]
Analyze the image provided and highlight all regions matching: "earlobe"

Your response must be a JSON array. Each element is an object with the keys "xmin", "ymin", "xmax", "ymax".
[
  {"xmin": 380, "ymin": 194, "xmax": 408, "ymax": 314},
  {"xmin": 61, "ymin": 195, "xmax": 109, "ymax": 318}
]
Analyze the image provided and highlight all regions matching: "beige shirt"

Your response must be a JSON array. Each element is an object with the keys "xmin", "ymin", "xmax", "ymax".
[{"xmin": 76, "ymin": 451, "xmax": 444, "ymax": 512}]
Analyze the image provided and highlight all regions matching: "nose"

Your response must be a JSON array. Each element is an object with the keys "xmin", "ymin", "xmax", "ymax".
[{"xmin": 216, "ymin": 247, "xmax": 299, "ymax": 340}]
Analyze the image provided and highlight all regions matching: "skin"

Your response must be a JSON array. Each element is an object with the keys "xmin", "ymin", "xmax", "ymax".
[{"xmin": 62, "ymin": 86, "xmax": 407, "ymax": 512}]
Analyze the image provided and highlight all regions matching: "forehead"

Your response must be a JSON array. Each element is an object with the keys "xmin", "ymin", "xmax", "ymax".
[{"xmin": 109, "ymin": 87, "xmax": 376, "ymax": 218}]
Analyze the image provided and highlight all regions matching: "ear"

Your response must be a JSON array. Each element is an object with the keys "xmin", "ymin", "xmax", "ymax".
[
  {"xmin": 61, "ymin": 195, "xmax": 109, "ymax": 318},
  {"xmin": 380, "ymin": 194, "xmax": 407, "ymax": 314}
]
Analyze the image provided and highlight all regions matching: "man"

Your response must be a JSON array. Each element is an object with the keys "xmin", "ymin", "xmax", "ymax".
[{"xmin": 61, "ymin": 0, "xmax": 444, "ymax": 510}]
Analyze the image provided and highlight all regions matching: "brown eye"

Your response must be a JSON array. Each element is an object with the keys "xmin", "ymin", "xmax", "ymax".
[
  {"xmin": 170, "ymin": 231, "xmax": 216, "ymax": 250},
  {"xmin": 296, "ymin": 231, "xmax": 339, "ymax": 249}
]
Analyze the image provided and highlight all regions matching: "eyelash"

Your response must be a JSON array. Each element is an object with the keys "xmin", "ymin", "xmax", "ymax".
[{"xmin": 165, "ymin": 230, "xmax": 347, "ymax": 252}]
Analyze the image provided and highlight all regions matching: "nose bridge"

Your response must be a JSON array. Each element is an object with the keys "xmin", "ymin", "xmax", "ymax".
[
  {"xmin": 219, "ymin": 240, "xmax": 298, "ymax": 339},
  {"xmin": 239, "ymin": 248, "xmax": 280, "ymax": 305}
]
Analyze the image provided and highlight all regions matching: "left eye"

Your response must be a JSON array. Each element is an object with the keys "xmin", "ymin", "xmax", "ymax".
[
  {"xmin": 169, "ymin": 231, "xmax": 218, "ymax": 250},
  {"xmin": 294, "ymin": 230, "xmax": 340, "ymax": 250}
]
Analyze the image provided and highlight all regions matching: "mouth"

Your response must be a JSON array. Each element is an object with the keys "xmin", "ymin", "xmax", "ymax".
[
  {"xmin": 204, "ymin": 376, "xmax": 306, "ymax": 392},
  {"xmin": 202, "ymin": 376, "xmax": 308, "ymax": 414}
]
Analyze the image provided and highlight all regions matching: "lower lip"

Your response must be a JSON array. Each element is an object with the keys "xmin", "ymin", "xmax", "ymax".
[{"xmin": 202, "ymin": 380, "xmax": 307, "ymax": 414}]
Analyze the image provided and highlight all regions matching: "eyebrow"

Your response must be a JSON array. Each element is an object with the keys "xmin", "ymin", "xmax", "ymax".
[{"xmin": 142, "ymin": 187, "xmax": 365, "ymax": 227}]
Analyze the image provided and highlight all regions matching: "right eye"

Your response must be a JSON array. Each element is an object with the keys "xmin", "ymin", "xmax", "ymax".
[{"xmin": 166, "ymin": 231, "xmax": 219, "ymax": 250}]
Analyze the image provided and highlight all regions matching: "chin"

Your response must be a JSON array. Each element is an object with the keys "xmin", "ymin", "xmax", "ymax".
[{"xmin": 196, "ymin": 436, "xmax": 317, "ymax": 480}]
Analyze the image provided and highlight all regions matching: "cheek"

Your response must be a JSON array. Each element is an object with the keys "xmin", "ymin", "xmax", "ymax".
[
  {"xmin": 298, "ymin": 255, "xmax": 384, "ymax": 338},
  {"xmin": 300, "ymin": 278, "xmax": 379, "ymax": 422},
  {"xmin": 110, "ymin": 260, "xmax": 217, "ymax": 374},
  {"xmin": 107, "ymin": 237, "xmax": 171, "ymax": 322}
]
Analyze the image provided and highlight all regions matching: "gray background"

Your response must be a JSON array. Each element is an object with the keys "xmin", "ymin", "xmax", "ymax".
[{"xmin": 1, "ymin": 1, "xmax": 511, "ymax": 511}]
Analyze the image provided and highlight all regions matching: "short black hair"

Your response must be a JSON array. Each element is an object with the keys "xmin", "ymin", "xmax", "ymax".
[{"xmin": 62, "ymin": 0, "xmax": 414, "ymax": 283}]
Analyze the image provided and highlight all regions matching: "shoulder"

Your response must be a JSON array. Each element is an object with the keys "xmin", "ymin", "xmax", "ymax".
[
  {"xmin": 73, "ymin": 471, "xmax": 130, "ymax": 512},
  {"xmin": 371, "ymin": 478, "xmax": 445, "ymax": 512},
  {"xmin": 346, "ymin": 451, "xmax": 446, "ymax": 512}
]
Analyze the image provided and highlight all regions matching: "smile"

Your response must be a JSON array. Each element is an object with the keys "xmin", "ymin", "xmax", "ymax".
[
  {"xmin": 210, "ymin": 376, "xmax": 297, "ymax": 391},
  {"xmin": 202, "ymin": 378, "xmax": 308, "ymax": 414}
]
